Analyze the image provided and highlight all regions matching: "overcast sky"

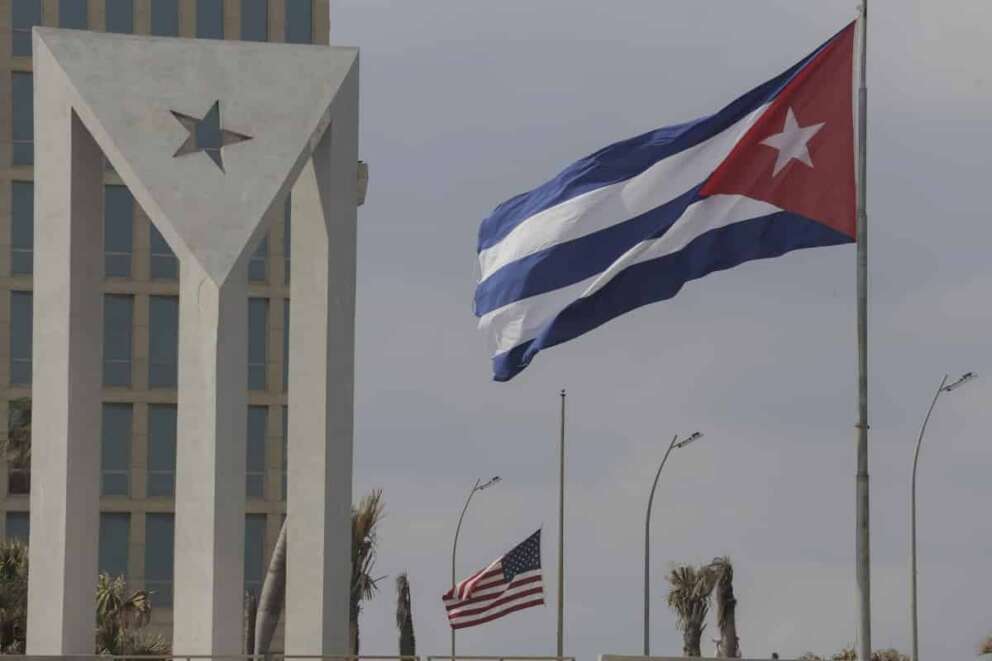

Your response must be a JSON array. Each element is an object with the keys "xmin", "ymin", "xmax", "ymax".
[{"xmin": 330, "ymin": 2, "xmax": 992, "ymax": 658}]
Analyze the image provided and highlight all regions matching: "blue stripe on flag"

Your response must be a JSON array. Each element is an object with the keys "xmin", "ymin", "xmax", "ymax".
[
  {"xmin": 476, "ymin": 36, "xmax": 834, "ymax": 254},
  {"xmin": 474, "ymin": 186, "xmax": 702, "ymax": 317},
  {"xmin": 490, "ymin": 212, "xmax": 852, "ymax": 381}
]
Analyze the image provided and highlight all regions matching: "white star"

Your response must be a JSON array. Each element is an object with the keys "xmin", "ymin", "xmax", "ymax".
[{"xmin": 760, "ymin": 107, "xmax": 825, "ymax": 177}]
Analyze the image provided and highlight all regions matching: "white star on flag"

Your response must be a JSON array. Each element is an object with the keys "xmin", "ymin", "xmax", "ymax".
[{"xmin": 760, "ymin": 107, "xmax": 825, "ymax": 176}]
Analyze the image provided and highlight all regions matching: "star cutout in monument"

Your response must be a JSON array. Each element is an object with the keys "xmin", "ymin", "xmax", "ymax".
[
  {"xmin": 760, "ymin": 107, "xmax": 825, "ymax": 177},
  {"xmin": 171, "ymin": 100, "xmax": 251, "ymax": 171}
]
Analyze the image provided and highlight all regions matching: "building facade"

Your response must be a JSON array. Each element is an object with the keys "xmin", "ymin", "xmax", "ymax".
[{"xmin": 0, "ymin": 0, "xmax": 329, "ymax": 637}]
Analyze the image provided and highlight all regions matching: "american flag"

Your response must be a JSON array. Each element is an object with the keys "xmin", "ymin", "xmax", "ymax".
[{"xmin": 443, "ymin": 529, "xmax": 544, "ymax": 629}]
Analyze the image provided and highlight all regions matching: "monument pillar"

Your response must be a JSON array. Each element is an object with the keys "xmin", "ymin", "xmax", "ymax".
[
  {"xmin": 27, "ymin": 103, "xmax": 104, "ymax": 652},
  {"xmin": 285, "ymin": 63, "xmax": 358, "ymax": 655},
  {"xmin": 28, "ymin": 27, "xmax": 359, "ymax": 656},
  {"xmin": 173, "ymin": 261, "xmax": 248, "ymax": 654}
]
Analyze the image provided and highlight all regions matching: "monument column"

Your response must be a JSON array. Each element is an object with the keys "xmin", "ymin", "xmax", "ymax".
[
  {"xmin": 173, "ymin": 258, "xmax": 248, "ymax": 654},
  {"xmin": 27, "ymin": 101, "xmax": 104, "ymax": 652},
  {"xmin": 285, "ymin": 64, "xmax": 359, "ymax": 655}
]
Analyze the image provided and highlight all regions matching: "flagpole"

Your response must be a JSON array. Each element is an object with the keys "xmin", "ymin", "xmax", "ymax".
[
  {"xmin": 855, "ymin": 3, "xmax": 871, "ymax": 661},
  {"xmin": 557, "ymin": 389, "xmax": 566, "ymax": 658}
]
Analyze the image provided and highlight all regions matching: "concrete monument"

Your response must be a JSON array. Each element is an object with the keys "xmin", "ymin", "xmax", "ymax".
[{"xmin": 28, "ymin": 27, "xmax": 358, "ymax": 656}]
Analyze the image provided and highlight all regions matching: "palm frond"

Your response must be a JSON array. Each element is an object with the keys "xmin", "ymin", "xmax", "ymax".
[
  {"xmin": 96, "ymin": 573, "xmax": 153, "ymax": 654},
  {"xmin": 351, "ymin": 489, "xmax": 385, "ymax": 603},
  {"xmin": 981, "ymin": 636, "xmax": 992, "ymax": 656}
]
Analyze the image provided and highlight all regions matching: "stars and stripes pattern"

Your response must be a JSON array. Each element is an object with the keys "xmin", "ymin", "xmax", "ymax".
[{"xmin": 443, "ymin": 530, "xmax": 544, "ymax": 630}]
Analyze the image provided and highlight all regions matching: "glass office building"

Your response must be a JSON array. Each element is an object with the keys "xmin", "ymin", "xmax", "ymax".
[{"xmin": 0, "ymin": 0, "xmax": 327, "ymax": 636}]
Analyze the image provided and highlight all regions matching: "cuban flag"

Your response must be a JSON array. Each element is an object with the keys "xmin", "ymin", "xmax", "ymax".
[{"xmin": 475, "ymin": 22, "xmax": 858, "ymax": 381}]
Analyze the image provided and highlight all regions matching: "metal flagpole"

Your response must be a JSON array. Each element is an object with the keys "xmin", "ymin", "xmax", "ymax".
[
  {"xmin": 855, "ymin": 3, "xmax": 871, "ymax": 661},
  {"xmin": 557, "ymin": 389, "xmax": 566, "ymax": 658}
]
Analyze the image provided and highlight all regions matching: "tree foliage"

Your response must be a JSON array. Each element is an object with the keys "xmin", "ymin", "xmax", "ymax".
[
  {"xmin": 351, "ymin": 489, "xmax": 385, "ymax": 654},
  {"xmin": 94, "ymin": 572, "xmax": 168, "ymax": 656},
  {"xmin": 0, "ymin": 541, "xmax": 28, "ymax": 652},
  {"xmin": 253, "ymin": 490, "xmax": 386, "ymax": 657},
  {"xmin": 666, "ymin": 563, "xmax": 719, "ymax": 657},
  {"xmin": 395, "ymin": 572, "xmax": 415, "ymax": 657},
  {"xmin": 709, "ymin": 556, "xmax": 740, "ymax": 658},
  {"xmin": 0, "ymin": 542, "xmax": 167, "ymax": 656}
]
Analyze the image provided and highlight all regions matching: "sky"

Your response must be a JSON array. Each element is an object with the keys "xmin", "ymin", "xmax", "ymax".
[{"xmin": 330, "ymin": 2, "xmax": 992, "ymax": 659}]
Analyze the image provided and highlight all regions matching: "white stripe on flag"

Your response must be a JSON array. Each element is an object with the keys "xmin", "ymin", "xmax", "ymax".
[
  {"xmin": 448, "ymin": 576, "xmax": 545, "ymax": 621},
  {"xmin": 477, "ymin": 104, "xmax": 769, "ymax": 281},
  {"xmin": 449, "ymin": 593, "xmax": 546, "ymax": 627},
  {"xmin": 479, "ymin": 194, "xmax": 783, "ymax": 354},
  {"xmin": 444, "ymin": 569, "xmax": 543, "ymax": 611}
]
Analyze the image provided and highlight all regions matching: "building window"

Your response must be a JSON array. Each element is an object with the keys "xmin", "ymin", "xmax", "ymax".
[
  {"xmin": 144, "ymin": 513, "xmax": 174, "ymax": 607},
  {"xmin": 10, "ymin": 291, "xmax": 32, "ymax": 386},
  {"xmin": 246, "ymin": 406, "xmax": 267, "ymax": 499},
  {"xmin": 4, "ymin": 512, "xmax": 29, "ymax": 542},
  {"xmin": 148, "ymin": 296, "xmax": 178, "ymax": 388},
  {"xmin": 244, "ymin": 514, "xmax": 266, "ymax": 597},
  {"xmin": 12, "ymin": 73, "xmax": 34, "ymax": 165},
  {"xmin": 248, "ymin": 298, "xmax": 268, "ymax": 390},
  {"xmin": 12, "ymin": 0, "xmax": 42, "ymax": 55},
  {"xmin": 105, "ymin": 0, "xmax": 133, "ymax": 33},
  {"xmin": 147, "ymin": 405, "xmax": 176, "ymax": 498},
  {"xmin": 240, "ymin": 0, "xmax": 266, "ymax": 41},
  {"xmin": 101, "ymin": 404, "xmax": 132, "ymax": 496},
  {"xmin": 196, "ymin": 0, "xmax": 222, "ymax": 38},
  {"xmin": 11, "ymin": 182, "xmax": 33, "ymax": 275},
  {"xmin": 103, "ymin": 294, "xmax": 133, "ymax": 387},
  {"xmin": 105, "ymin": 186, "xmax": 134, "ymax": 277},
  {"xmin": 249, "ymin": 236, "xmax": 268, "ymax": 282},
  {"xmin": 98, "ymin": 513, "xmax": 130, "ymax": 579},
  {"xmin": 150, "ymin": 0, "xmax": 178, "ymax": 35},
  {"xmin": 149, "ymin": 224, "xmax": 178, "ymax": 280},
  {"xmin": 284, "ymin": 0, "xmax": 311, "ymax": 44},
  {"xmin": 59, "ymin": 0, "xmax": 87, "ymax": 28},
  {"xmin": 281, "ymin": 406, "xmax": 287, "ymax": 500},
  {"xmin": 7, "ymin": 400, "xmax": 31, "ymax": 495},
  {"xmin": 283, "ymin": 195, "xmax": 291, "ymax": 284},
  {"xmin": 282, "ymin": 299, "xmax": 289, "ymax": 391}
]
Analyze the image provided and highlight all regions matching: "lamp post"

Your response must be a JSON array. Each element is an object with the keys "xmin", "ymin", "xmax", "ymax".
[
  {"xmin": 450, "ymin": 476, "xmax": 500, "ymax": 659},
  {"xmin": 911, "ymin": 371, "xmax": 975, "ymax": 661},
  {"xmin": 643, "ymin": 431, "xmax": 702, "ymax": 656}
]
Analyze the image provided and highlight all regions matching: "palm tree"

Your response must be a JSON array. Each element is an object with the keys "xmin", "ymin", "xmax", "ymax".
[
  {"xmin": 0, "ymin": 550, "xmax": 165, "ymax": 656},
  {"xmin": 666, "ymin": 564, "xmax": 718, "ymax": 657},
  {"xmin": 2, "ymin": 398, "xmax": 31, "ymax": 494},
  {"xmin": 981, "ymin": 635, "xmax": 992, "ymax": 656},
  {"xmin": 252, "ymin": 490, "xmax": 385, "ymax": 656},
  {"xmin": 95, "ymin": 572, "xmax": 168, "ymax": 655},
  {"xmin": 708, "ymin": 556, "xmax": 740, "ymax": 657},
  {"xmin": 0, "ymin": 540, "xmax": 28, "ymax": 652},
  {"xmin": 395, "ymin": 573, "xmax": 415, "ymax": 658},
  {"xmin": 351, "ymin": 489, "xmax": 385, "ymax": 655}
]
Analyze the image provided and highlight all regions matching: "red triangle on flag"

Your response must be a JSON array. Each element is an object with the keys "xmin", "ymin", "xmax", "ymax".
[{"xmin": 700, "ymin": 22, "xmax": 857, "ymax": 239}]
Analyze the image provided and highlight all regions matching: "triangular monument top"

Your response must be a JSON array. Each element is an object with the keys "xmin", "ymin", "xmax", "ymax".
[{"xmin": 34, "ymin": 27, "xmax": 358, "ymax": 283}]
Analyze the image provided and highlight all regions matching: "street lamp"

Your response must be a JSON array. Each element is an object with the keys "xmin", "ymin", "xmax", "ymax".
[
  {"xmin": 450, "ymin": 476, "xmax": 500, "ymax": 659},
  {"xmin": 644, "ymin": 431, "xmax": 703, "ymax": 656},
  {"xmin": 911, "ymin": 371, "xmax": 976, "ymax": 661}
]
